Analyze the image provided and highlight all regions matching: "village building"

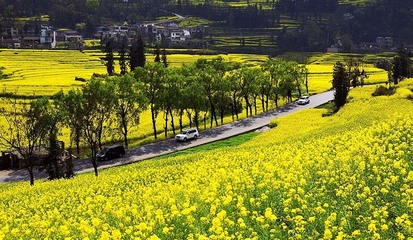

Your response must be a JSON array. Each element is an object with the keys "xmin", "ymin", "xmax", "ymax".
[{"xmin": 97, "ymin": 21, "xmax": 205, "ymax": 47}]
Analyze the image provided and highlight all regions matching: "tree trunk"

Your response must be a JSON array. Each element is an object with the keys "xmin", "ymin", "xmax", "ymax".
[
  {"xmin": 203, "ymin": 114, "xmax": 207, "ymax": 130},
  {"xmin": 123, "ymin": 131, "xmax": 128, "ymax": 149},
  {"xmin": 254, "ymin": 97, "xmax": 257, "ymax": 115},
  {"xmin": 92, "ymin": 157, "xmax": 98, "ymax": 177},
  {"xmin": 231, "ymin": 102, "xmax": 235, "ymax": 122},
  {"xmin": 97, "ymin": 118, "xmax": 104, "ymax": 150},
  {"xmin": 179, "ymin": 109, "xmax": 184, "ymax": 132},
  {"xmin": 122, "ymin": 116, "xmax": 128, "ymax": 148},
  {"xmin": 244, "ymin": 96, "xmax": 249, "ymax": 117},
  {"xmin": 194, "ymin": 111, "xmax": 199, "ymax": 130},
  {"xmin": 305, "ymin": 74, "xmax": 309, "ymax": 94},
  {"xmin": 220, "ymin": 107, "xmax": 224, "ymax": 125},
  {"xmin": 28, "ymin": 166, "xmax": 34, "ymax": 186},
  {"xmin": 214, "ymin": 110, "xmax": 218, "ymax": 127},
  {"xmin": 151, "ymin": 104, "xmax": 157, "ymax": 139},
  {"xmin": 169, "ymin": 108, "xmax": 175, "ymax": 135},
  {"xmin": 186, "ymin": 111, "xmax": 192, "ymax": 128},
  {"xmin": 164, "ymin": 109, "xmax": 168, "ymax": 138},
  {"xmin": 232, "ymin": 92, "xmax": 236, "ymax": 121},
  {"xmin": 75, "ymin": 129, "xmax": 81, "ymax": 156},
  {"xmin": 261, "ymin": 94, "xmax": 265, "ymax": 113},
  {"xmin": 265, "ymin": 95, "xmax": 269, "ymax": 111},
  {"xmin": 91, "ymin": 144, "xmax": 98, "ymax": 177}
]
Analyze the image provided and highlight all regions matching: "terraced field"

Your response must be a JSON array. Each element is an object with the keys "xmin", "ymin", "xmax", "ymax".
[{"xmin": 0, "ymin": 49, "xmax": 105, "ymax": 96}]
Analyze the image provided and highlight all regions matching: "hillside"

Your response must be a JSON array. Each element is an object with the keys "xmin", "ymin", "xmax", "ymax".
[
  {"xmin": 0, "ymin": 79, "xmax": 412, "ymax": 238},
  {"xmin": 1, "ymin": 0, "xmax": 412, "ymax": 53}
]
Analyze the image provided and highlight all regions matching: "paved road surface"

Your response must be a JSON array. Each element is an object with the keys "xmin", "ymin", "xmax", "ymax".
[{"xmin": 0, "ymin": 91, "xmax": 334, "ymax": 183}]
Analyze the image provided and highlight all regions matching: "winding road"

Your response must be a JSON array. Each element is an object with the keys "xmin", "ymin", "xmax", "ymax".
[{"xmin": 0, "ymin": 91, "xmax": 334, "ymax": 183}]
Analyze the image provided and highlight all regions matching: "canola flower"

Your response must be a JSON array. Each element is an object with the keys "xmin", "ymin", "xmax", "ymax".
[{"xmin": 0, "ymin": 69, "xmax": 410, "ymax": 238}]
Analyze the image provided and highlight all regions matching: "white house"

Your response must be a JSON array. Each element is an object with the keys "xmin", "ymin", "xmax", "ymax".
[{"xmin": 40, "ymin": 25, "xmax": 54, "ymax": 44}]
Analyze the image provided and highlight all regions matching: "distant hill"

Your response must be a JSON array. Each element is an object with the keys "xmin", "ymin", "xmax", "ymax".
[{"xmin": 0, "ymin": 0, "xmax": 411, "ymax": 52}]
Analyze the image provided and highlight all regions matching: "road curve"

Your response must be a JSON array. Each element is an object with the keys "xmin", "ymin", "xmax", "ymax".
[{"xmin": 0, "ymin": 91, "xmax": 334, "ymax": 183}]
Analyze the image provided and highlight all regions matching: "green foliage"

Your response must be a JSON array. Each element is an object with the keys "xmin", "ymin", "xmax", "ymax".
[
  {"xmin": 130, "ymin": 36, "xmax": 146, "ymax": 71},
  {"xmin": 112, "ymin": 74, "xmax": 148, "ymax": 148},
  {"xmin": 154, "ymin": 44, "xmax": 161, "ymax": 63},
  {"xmin": 157, "ymin": 131, "xmax": 259, "ymax": 159},
  {"xmin": 118, "ymin": 37, "xmax": 128, "ymax": 75},
  {"xmin": 81, "ymin": 78, "xmax": 116, "ymax": 175},
  {"xmin": 332, "ymin": 61, "xmax": 350, "ymax": 111},
  {"xmin": 104, "ymin": 41, "xmax": 114, "ymax": 76},
  {"xmin": 391, "ymin": 46, "xmax": 413, "ymax": 85},
  {"xmin": 267, "ymin": 121, "xmax": 278, "ymax": 128}
]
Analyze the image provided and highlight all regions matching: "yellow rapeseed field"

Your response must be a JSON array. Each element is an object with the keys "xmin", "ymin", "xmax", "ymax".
[
  {"xmin": 306, "ymin": 53, "xmax": 388, "ymax": 93},
  {"xmin": 0, "ymin": 78, "xmax": 412, "ymax": 239}
]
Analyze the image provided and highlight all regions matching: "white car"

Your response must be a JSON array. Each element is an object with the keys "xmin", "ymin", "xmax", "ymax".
[
  {"xmin": 175, "ymin": 128, "xmax": 199, "ymax": 141},
  {"xmin": 297, "ymin": 96, "xmax": 310, "ymax": 105}
]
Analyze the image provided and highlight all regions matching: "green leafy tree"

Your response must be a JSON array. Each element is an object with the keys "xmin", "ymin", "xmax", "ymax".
[
  {"xmin": 130, "ymin": 35, "xmax": 146, "ymax": 71},
  {"xmin": 161, "ymin": 67, "xmax": 183, "ymax": 137},
  {"xmin": 392, "ymin": 46, "xmax": 412, "ymax": 85},
  {"xmin": 81, "ymin": 78, "xmax": 116, "ymax": 176},
  {"xmin": 54, "ymin": 90, "xmax": 84, "ymax": 156},
  {"xmin": 119, "ymin": 37, "xmax": 128, "ymax": 75},
  {"xmin": 262, "ymin": 58, "xmax": 281, "ymax": 108},
  {"xmin": 179, "ymin": 64, "xmax": 205, "ymax": 130},
  {"xmin": 237, "ymin": 66, "xmax": 258, "ymax": 117},
  {"xmin": 162, "ymin": 48, "xmax": 168, "ymax": 68},
  {"xmin": 105, "ymin": 41, "xmax": 114, "ymax": 76},
  {"xmin": 112, "ymin": 74, "xmax": 148, "ymax": 148},
  {"xmin": 194, "ymin": 57, "xmax": 229, "ymax": 128},
  {"xmin": 213, "ymin": 70, "xmax": 232, "ymax": 124},
  {"xmin": 332, "ymin": 61, "xmax": 350, "ymax": 111},
  {"xmin": 134, "ymin": 63, "xmax": 165, "ymax": 139},
  {"xmin": 183, "ymin": 73, "xmax": 206, "ymax": 130},
  {"xmin": 154, "ymin": 44, "xmax": 161, "ymax": 63},
  {"xmin": 226, "ymin": 71, "xmax": 243, "ymax": 121},
  {"xmin": 42, "ymin": 96, "xmax": 71, "ymax": 180},
  {"xmin": 278, "ymin": 61, "xmax": 304, "ymax": 102}
]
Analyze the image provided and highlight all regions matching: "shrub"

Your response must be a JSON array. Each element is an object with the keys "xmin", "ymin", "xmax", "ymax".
[
  {"xmin": 268, "ymin": 121, "xmax": 278, "ymax": 128},
  {"xmin": 372, "ymin": 85, "xmax": 393, "ymax": 96}
]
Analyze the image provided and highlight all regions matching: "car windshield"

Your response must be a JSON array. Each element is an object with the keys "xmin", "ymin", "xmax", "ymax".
[
  {"xmin": 99, "ymin": 148, "xmax": 108, "ymax": 154},
  {"xmin": 181, "ymin": 130, "xmax": 188, "ymax": 134},
  {"xmin": 300, "ymin": 96, "xmax": 308, "ymax": 100}
]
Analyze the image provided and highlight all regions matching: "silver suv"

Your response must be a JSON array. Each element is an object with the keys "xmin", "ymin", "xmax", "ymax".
[
  {"xmin": 297, "ymin": 96, "xmax": 310, "ymax": 105},
  {"xmin": 175, "ymin": 128, "xmax": 199, "ymax": 141}
]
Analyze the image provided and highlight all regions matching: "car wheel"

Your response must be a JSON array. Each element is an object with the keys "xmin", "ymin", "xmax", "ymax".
[
  {"xmin": 194, "ymin": 135, "xmax": 198, "ymax": 139},
  {"xmin": 184, "ymin": 137, "xmax": 187, "ymax": 142}
]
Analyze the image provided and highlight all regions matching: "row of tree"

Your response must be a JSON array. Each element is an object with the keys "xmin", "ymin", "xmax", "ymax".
[
  {"xmin": 105, "ymin": 35, "xmax": 148, "ymax": 76},
  {"xmin": 0, "ymin": 57, "xmax": 308, "ymax": 185}
]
